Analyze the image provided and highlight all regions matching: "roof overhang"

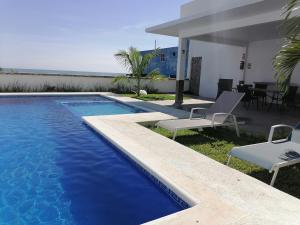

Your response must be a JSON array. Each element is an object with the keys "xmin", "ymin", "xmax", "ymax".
[
  {"xmin": 146, "ymin": 0, "xmax": 286, "ymax": 46},
  {"xmin": 189, "ymin": 20, "xmax": 283, "ymax": 46}
]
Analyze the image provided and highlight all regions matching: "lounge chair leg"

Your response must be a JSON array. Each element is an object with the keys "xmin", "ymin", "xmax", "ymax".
[
  {"xmin": 172, "ymin": 130, "xmax": 177, "ymax": 140},
  {"xmin": 270, "ymin": 167, "xmax": 280, "ymax": 186},
  {"xmin": 227, "ymin": 156, "xmax": 232, "ymax": 166},
  {"xmin": 232, "ymin": 115, "xmax": 240, "ymax": 137}
]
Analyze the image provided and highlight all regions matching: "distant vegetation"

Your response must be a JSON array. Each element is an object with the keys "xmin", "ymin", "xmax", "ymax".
[
  {"xmin": 0, "ymin": 82, "xmax": 159, "ymax": 93},
  {"xmin": 0, "ymin": 82, "xmax": 106, "ymax": 93},
  {"xmin": 121, "ymin": 93, "xmax": 190, "ymax": 101}
]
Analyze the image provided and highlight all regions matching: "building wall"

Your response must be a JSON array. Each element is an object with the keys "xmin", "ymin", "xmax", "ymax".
[
  {"xmin": 245, "ymin": 38, "xmax": 300, "ymax": 90},
  {"xmin": 141, "ymin": 47, "xmax": 178, "ymax": 78},
  {"xmin": 0, "ymin": 73, "xmax": 190, "ymax": 93},
  {"xmin": 186, "ymin": 38, "xmax": 300, "ymax": 99},
  {"xmin": 187, "ymin": 40, "xmax": 245, "ymax": 98}
]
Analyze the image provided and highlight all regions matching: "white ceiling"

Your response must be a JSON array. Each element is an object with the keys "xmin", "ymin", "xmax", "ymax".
[{"xmin": 193, "ymin": 21, "xmax": 283, "ymax": 46}]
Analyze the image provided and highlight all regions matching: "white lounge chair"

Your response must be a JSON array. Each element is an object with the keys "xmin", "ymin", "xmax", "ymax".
[
  {"xmin": 227, "ymin": 123, "xmax": 300, "ymax": 186},
  {"xmin": 156, "ymin": 91, "xmax": 245, "ymax": 140}
]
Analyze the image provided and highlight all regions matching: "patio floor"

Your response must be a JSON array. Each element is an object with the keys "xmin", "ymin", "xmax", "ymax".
[
  {"xmin": 233, "ymin": 103, "xmax": 300, "ymax": 135},
  {"xmin": 155, "ymin": 96, "xmax": 300, "ymax": 137}
]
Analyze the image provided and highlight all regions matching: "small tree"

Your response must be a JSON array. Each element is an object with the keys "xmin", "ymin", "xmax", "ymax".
[
  {"xmin": 273, "ymin": 0, "xmax": 300, "ymax": 91},
  {"xmin": 113, "ymin": 47, "xmax": 163, "ymax": 96}
]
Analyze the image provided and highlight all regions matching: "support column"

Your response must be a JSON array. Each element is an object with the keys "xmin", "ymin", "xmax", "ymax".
[{"xmin": 174, "ymin": 38, "xmax": 188, "ymax": 108}]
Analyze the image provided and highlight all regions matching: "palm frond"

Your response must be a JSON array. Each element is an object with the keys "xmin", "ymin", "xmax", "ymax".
[
  {"xmin": 273, "ymin": 0, "xmax": 300, "ymax": 91},
  {"xmin": 283, "ymin": 0, "xmax": 300, "ymax": 19},
  {"xmin": 114, "ymin": 47, "xmax": 163, "ymax": 95},
  {"xmin": 282, "ymin": 18, "xmax": 300, "ymax": 39},
  {"xmin": 147, "ymin": 69, "xmax": 165, "ymax": 81},
  {"xmin": 281, "ymin": 0, "xmax": 300, "ymax": 39},
  {"xmin": 114, "ymin": 50, "xmax": 133, "ymax": 73},
  {"xmin": 141, "ymin": 49, "xmax": 159, "ymax": 66},
  {"xmin": 274, "ymin": 39, "xmax": 300, "ymax": 91},
  {"xmin": 140, "ymin": 49, "xmax": 160, "ymax": 77},
  {"xmin": 128, "ymin": 47, "xmax": 142, "ymax": 77}
]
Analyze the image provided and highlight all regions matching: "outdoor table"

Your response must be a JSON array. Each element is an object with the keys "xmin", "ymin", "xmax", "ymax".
[{"xmin": 249, "ymin": 87, "xmax": 284, "ymax": 110}]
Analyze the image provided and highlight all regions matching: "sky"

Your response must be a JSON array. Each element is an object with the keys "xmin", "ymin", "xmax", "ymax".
[{"xmin": 0, "ymin": 0, "xmax": 188, "ymax": 73}]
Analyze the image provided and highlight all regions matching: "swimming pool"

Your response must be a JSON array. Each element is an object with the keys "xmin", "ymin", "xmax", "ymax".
[{"xmin": 0, "ymin": 95, "xmax": 184, "ymax": 225}]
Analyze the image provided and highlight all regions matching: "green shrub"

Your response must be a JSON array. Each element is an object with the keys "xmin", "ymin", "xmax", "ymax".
[{"xmin": 0, "ymin": 82, "xmax": 109, "ymax": 93}]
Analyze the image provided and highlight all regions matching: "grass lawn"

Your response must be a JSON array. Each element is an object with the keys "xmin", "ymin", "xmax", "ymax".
[
  {"xmin": 149, "ymin": 126, "xmax": 300, "ymax": 199},
  {"xmin": 121, "ymin": 93, "xmax": 189, "ymax": 101}
]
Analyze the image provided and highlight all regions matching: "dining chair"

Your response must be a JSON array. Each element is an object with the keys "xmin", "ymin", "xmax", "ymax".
[
  {"xmin": 217, "ymin": 79, "xmax": 233, "ymax": 99},
  {"xmin": 237, "ymin": 84, "xmax": 253, "ymax": 109},
  {"xmin": 253, "ymin": 83, "xmax": 268, "ymax": 110}
]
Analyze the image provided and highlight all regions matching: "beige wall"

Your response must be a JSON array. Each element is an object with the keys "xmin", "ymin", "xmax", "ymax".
[
  {"xmin": 188, "ymin": 40, "xmax": 245, "ymax": 98},
  {"xmin": 0, "ymin": 73, "xmax": 190, "ymax": 93},
  {"xmin": 245, "ymin": 38, "xmax": 300, "ymax": 90}
]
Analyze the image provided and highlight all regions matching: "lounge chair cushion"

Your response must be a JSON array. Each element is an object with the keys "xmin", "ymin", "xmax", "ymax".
[
  {"xmin": 157, "ymin": 118, "xmax": 222, "ymax": 132},
  {"xmin": 230, "ymin": 141, "xmax": 300, "ymax": 171},
  {"xmin": 291, "ymin": 122, "xmax": 300, "ymax": 144}
]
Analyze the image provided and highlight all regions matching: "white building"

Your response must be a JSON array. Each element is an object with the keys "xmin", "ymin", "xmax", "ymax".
[{"xmin": 146, "ymin": 0, "xmax": 300, "ymax": 104}]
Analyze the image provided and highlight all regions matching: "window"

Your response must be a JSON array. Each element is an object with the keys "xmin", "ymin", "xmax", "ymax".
[{"xmin": 160, "ymin": 54, "xmax": 166, "ymax": 62}]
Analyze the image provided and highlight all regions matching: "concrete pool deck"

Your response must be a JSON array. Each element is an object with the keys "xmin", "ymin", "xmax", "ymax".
[
  {"xmin": 84, "ymin": 93, "xmax": 300, "ymax": 225},
  {"xmin": 1, "ymin": 92, "xmax": 300, "ymax": 225}
]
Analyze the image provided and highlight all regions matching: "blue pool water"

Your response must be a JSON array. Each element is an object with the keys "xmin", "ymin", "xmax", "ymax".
[
  {"xmin": 60, "ymin": 100, "xmax": 144, "ymax": 117},
  {"xmin": 0, "ymin": 96, "xmax": 183, "ymax": 225}
]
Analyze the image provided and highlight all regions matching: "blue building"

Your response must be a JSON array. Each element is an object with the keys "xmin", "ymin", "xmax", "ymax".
[{"xmin": 140, "ymin": 47, "xmax": 178, "ymax": 78}]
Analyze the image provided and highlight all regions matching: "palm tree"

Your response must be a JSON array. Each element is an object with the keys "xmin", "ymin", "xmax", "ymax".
[
  {"xmin": 273, "ymin": 0, "xmax": 300, "ymax": 91},
  {"xmin": 113, "ymin": 47, "xmax": 163, "ymax": 96}
]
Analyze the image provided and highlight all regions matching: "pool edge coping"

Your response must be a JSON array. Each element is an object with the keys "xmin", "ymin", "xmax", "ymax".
[
  {"xmin": 83, "ymin": 94, "xmax": 300, "ymax": 225},
  {"xmin": 84, "ymin": 116, "xmax": 198, "ymax": 207}
]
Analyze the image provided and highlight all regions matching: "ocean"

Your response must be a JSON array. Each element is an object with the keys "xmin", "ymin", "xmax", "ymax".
[{"xmin": 0, "ymin": 68, "xmax": 121, "ymax": 77}]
